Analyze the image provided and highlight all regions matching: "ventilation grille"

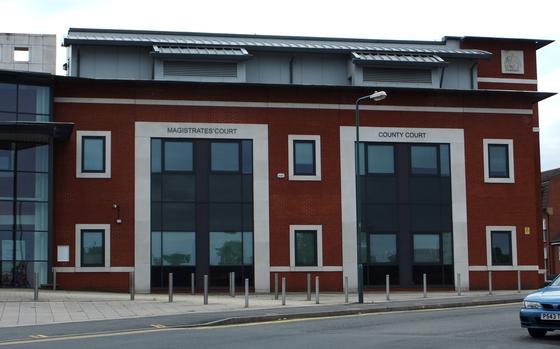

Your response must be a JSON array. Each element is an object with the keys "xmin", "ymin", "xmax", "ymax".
[
  {"xmin": 363, "ymin": 67, "xmax": 432, "ymax": 84},
  {"xmin": 163, "ymin": 61, "xmax": 237, "ymax": 78}
]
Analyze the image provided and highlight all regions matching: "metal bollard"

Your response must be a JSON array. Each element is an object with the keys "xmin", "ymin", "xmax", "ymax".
[
  {"xmin": 33, "ymin": 272, "xmax": 39, "ymax": 301},
  {"xmin": 315, "ymin": 276, "xmax": 320, "ymax": 304},
  {"xmin": 274, "ymin": 273, "xmax": 279, "ymax": 300},
  {"xmin": 457, "ymin": 273, "xmax": 461, "ymax": 296},
  {"xmin": 423, "ymin": 273, "xmax": 427, "ymax": 298},
  {"xmin": 232, "ymin": 272, "xmax": 235, "ymax": 297},
  {"xmin": 229, "ymin": 272, "xmax": 233, "ymax": 297},
  {"xmin": 386, "ymin": 274, "xmax": 390, "ymax": 301},
  {"xmin": 281, "ymin": 277, "xmax": 286, "ymax": 305},
  {"xmin": 306, "ymin": 273, "xmax": 311, "ymax": 301},
  {"xmin": 168, "ymin": 273, "xmax": 173, "ymax": 303},
  {"xmin": 517, "ymin": 270, "xmax": 521, "ymax": 293},
  {"xmin": 203, "ymin": 275, "xmax": 209, "ymax": 305},
  {"xmin": 344, "ymin": 276, "xmax": 349, "ymax": 304},
  {"xmin": 191, "ymin": 273, "xmax": 195, "ymax": 295},
  {"xmin": 244, "ymin": 278, "xmax": 249, "ymax": 308},
  {"xmin": 53, "ymin": 269, "xmax": 57, "ymax": 291},
  {"xmin": 488, "ymin": 270, "xmax": 493, "ymax": 295},
  {"xmin": 129, "ymin": 271, "xmax": 135, "ymax": 301}
]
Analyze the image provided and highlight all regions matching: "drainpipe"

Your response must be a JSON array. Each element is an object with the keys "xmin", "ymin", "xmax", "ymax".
[
  {"xmin": 289, "ymin": 56, "xmax": 294, "ymax": 84},
  {"xmin": 439, "ymin": 66, "xmax": 446, "ymax": 88},
  {"xmin": 469, "ymin": 63, "xmax": 478, "ymax": 89}
]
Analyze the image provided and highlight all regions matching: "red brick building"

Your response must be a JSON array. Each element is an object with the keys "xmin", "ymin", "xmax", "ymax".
[
  {"xmin": 0, "ymin": 29, "xmax": 554, "ymax": 292},
  {"xmin": 543, "ymin": 168, "xmax": 560, "ymax": 278}
]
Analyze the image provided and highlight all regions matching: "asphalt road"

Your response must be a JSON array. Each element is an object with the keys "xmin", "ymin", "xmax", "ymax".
[{"xmin": 0, "ymin": 303, "xmax": 558, "ymax": 348}]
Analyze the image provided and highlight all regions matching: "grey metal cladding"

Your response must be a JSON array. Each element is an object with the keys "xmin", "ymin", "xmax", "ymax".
[
  {"xmin": 163, "ymin": 61, "xmax": 237, "ymax": 78},
  {"xmin": 65, "ymin": 30, "xmax": 491, "ymax": 58},
  {"xmin": 363, "ymin": 67, "xmax": 432, "ymax": 84},
  {"xmin": 152, "ymin": 45, "xmax": 250, "ymax": 61}
]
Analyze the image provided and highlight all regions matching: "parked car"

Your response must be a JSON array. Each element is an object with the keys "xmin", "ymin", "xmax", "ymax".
[{"xmin": 520, "ymin": 275, "xmax": 560, "ymax": 337}]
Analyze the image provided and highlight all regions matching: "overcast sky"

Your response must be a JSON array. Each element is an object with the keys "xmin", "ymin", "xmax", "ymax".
[{"xmin": 1, "ymin": 0, "xmax": 558, "ymax": 170}]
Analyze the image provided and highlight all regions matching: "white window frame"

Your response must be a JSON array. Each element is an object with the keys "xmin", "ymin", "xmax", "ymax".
[
  {"xmin": 289, "ymin": 225, "xmax": 323, "ymax": 271},
  {"xmin": 483, "ymin": 139, "xmax": 514, "ymax": 183},
  {"xmin": 288, "ymin": 135, "xmax": 321, "ymax": 181},
  {"xmin": 486, "ymin": 226, "xmax": 517, "ymax": 269},
  {"xmin": 75, "ymin": 224, "xmax": 111, "ymax": 269},
  {"xmin": 76, "ymin": 130, "xmax": 111, "ymax": 178}
]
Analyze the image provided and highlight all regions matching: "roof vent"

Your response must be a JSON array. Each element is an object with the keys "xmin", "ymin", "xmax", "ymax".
[
  {"xmin": 363, "ymin": 67, "xmax": 432, "ymax": 84},
  {"xmin": 163, "ymin": 61, "xmax": 237, "ymax": 78}
]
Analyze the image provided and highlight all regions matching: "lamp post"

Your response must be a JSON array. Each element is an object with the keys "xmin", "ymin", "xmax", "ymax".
[{"xmin": 355, "ymin": 91, "xmax": 387, "ymax": 304}]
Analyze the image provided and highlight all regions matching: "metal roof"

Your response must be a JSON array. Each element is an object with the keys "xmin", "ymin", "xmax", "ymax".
[
  {"xmin": 64, "ymin": 29, "xmax": 491, "ymax": 58},
  {"xmin": 152, "ymin": 45, "xmax": 250, "ymax": 59},
  {"xmin": 351, "ymin": 52, "xmax": 446, "ymax": 66}
]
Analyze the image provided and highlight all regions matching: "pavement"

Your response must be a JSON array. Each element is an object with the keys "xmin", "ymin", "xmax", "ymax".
[{"xmin": 0, "ymin": 288, "xmax": 531, "ymax": 328}]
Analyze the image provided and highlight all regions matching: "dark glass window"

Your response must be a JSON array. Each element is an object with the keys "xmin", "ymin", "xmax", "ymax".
[
  {"xmin": 211, "ymin": 142, "xmax": 239, "ymax": 172},
  {"xmin": 440, "ymin": 144, "xmax": 450, "ymax": 176},
  {"xmin": 17, "ymin": 144, "xmax": 48, "ymax": 172},
  {"xmin": 242, "ymin": 140, "xmax": 253, "ymax": 174},
  {"xmin": 0, "ymin": 83, "xmax": 17, "ymax": 112},
  {"xmin": 488, "ymin": 144, "xmax": 509, "ymax": 178},
  {"xmin": 411, "ymin": 145, "xmax": 438, "ymax": 175},
  {"xmin": 369, "ymin": 234, "xmax": 397, "ymax": 264},
  {"xmin": 491, "ymin": 231, "xmax": 512, "ymax": 265},
  {"xmin": 18, "ymin": 85, "xmax": 50, "ymax": 115},
  {"xmin": 413, "ymin": 234, "xmax": 440, "ymax": 263},
  {"xmin": 82, "ymin": 136, "xmax": 105, "ymax": 173},
  {"xmin": 293, "ymin": 140, "xmax": 315, "ymax": 175},
  {"xmin": 162, "ymin": 231, "xmax": 196, "ymax": 266},
  {"xmin": 295, "ymin": 230, "xmax": 317, "ymax": 266},
  {"xmin": 210, "ymin": 232, "xmax": 243, "ymax": 266},
  {"xmin": 0, "ymin": 142, "xmax": 13, "ymax": 170},
  {"xmin": 164, "ymin": 141, "xmax": 193, "ymax": 171},
  {"xmin": 81, "ymin": 230, "xmax": 104, "ymax": 267},
  {"xmin": 151, "ymin": 139, "xmax": 161, "ymax": 173},
  {"xmin": 367, "ymin": 145, "xmax": 394, "ymax": 174}
]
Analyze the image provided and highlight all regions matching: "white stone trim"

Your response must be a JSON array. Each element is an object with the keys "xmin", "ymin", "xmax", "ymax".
[
  {"xmin": 477, "ymin": 77, "xmax": 537, "ymax": 84},
  {"xmin": 75, "ymin": 224, "xmax": 111, "ymax": 268},
  {"xmin": 340, "ymin": 126, "xmax": 468, "ymax": 290},
  {"xmin": 53, "ymin": 267, "xmax": 134, "ymax": 273},
  {"xmin": 76, "ymin": 130, "xmax": 111, "ymax": 178},
  {"xmin": 135, "ymin": 122, "xmax": 269, "ymax": 293},
  {"xmin": 55, "ymin": 97, "xmax": 534, "ymax": 116},
  {"xmin": 288, "ymin": 135, "xmax": 321, "ymax": 181},
  {"xmin": 469, "ymin": 265, "xmax": 539, "ymax": 271},
  {"xmin": 270, "ymin": 266, "xmax": 343, "ymax": 272},
  {"xmin": 289, "ymin": 225, "xmax": 323, "ymax": 268},
  {"xmin": 483, "ymin": 139, "xmax": 515, "ymax": 184},
  {"xmin": 486, "ymin": 226, "xmax": 518, "ymax": 267}
]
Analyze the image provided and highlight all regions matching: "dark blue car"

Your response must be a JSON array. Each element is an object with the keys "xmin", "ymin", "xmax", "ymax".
[{"xmin": 520, "ymin": 276, "xmax": 560, "ymax": 338}]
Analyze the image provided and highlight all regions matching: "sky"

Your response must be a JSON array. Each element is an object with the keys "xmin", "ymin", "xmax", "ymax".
[{"xmin": 1, "ymin": 0, "xmax": 558, "ymax": 170}]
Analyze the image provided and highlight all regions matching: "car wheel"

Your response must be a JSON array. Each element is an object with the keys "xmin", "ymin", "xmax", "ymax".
[{"xmin": 528, "ymin": 328, "xmax": 547, "ymax": 338}]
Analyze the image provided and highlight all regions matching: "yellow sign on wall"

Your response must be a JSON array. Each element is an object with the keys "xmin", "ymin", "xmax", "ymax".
[{"xmin": 524, "ymin": 226, "xmax": 531, "ymax": 235}]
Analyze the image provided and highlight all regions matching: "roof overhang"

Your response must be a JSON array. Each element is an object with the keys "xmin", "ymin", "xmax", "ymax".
[
  {"xmin": 151, "ymin": 45, "xmax": 252, "ymax": 61},
  {"xmin": 0, "ymin": 121, "xmax": 74, "ymax": 142},
  {"xmin": 351, "ymin": 52, "xmax": 448, "ymax": 68}
]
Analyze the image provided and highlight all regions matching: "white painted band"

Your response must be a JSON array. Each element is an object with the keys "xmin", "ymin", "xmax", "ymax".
[
  {"xmin": 54, "ymin": 97, "xmax": 533, "ymax": 115},
  {"xmin": 53, "ymin": 267, "xmax": 134, "ymax": 273},
  {"xmin": 468, "ymin": 265, "xmax": 540, "ymax": 271},
  {"xmin": 270, "ymin": 266, "xmax": 343, "ymax": 272},
  {"xmin": 478, "ymin": 77, "xmax": 538, "ymax": 85}
]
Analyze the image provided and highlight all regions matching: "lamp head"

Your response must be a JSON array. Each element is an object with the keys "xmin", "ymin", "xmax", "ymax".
[{"xmin": 369, "ymin": 91, "xmax": 387, "ymax": 101}]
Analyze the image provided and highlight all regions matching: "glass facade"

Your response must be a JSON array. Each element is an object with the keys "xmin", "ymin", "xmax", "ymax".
[
  {"xmin": 0, "ymin": 83, "xmax": 51, "ymax": 122},
  {"xmin": 151, "ymin": 138, "xmax": 253, "ymax": 289},
  {"xmin": 360, "ymin": 142, "xmax": 453, "ymax": 286}
]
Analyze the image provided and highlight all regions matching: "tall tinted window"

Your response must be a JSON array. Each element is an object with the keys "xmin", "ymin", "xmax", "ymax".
[
  {"xmin": 82, "ymin": 136, "xmax": 105, "ymax": 173},
  {"xmin": 295, "ymin": 230, "xmax": 317, "ymax": 266},
  {"xmin": 0, "ymin": 83, "xmax": 50, "ymax": 122},
  {"xmin": 367, "ymin": 145, "xmax": 394, "ymax": 174},
  {"xmin": 81, "ymin": 230, "xmax": 104, "ymax": 267},
  {"xmin": 211, "ymin": 142, "xmax": 239, "ymax": 172},
  {"xmin": 488, "ymin": 144, "xmax": 509, "ymax": 178},
  {"xmin": 164, "ymin": 141, "xmax": 193, "ymax": 171},
  {"xmin": 491, "ymin": 231, "xmax": 512, "ymax": 265},
  {"xmin": 411, "ymin": 145, "xmax": 438, "ymax": 175},
  {"xmin": 293, "ymin": 140, "xmax": 315, "ymax": 175}
]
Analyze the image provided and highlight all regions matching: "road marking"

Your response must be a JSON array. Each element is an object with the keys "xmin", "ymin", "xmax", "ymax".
[
  {"xmin": 0, "ymin": 302, "xmax": 520, "ymax": 346},
  {"xmin": 150, "ymin": 324, "xmax": 166, "ymax": 329}
]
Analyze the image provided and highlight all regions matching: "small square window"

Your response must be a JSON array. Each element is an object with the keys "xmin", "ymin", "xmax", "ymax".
[
  {"xmin": 76, "ymin": 131, "xmax": 111, "ymax": 178},
  {"xmin": 13, "ymin": 47, "xmax": 29, "ymax": 62},
  {"xmin": 293, "ymin": 140, "xmax": 316, "ymax": 175},
  {"xmin": 411, "ymin": 145, "xmax": 438, "ymax": 175},
  {"xmin": 491, "ymin": 231, "xmax": 512, "ymax": 266},
  {"xmin": 295, "ymin": 230, "xmax": 317, "ymax": 266},
  {"xmin": 82, "ymin": 136, "xmax": 106, "ymax": 173},
  {"xmin": 367, "ymin": 144, "xmax": 394, "ymax": 174},
  {"xmin": 164, "ymin": 140, "xmax": 193, "ymax": 172},
  {"xmin": 211, "ymin": 142, "xmax": 239, "ymax": 172},
  {"xmin": 288, "ymin": 135, "xmax": 321, "ymax": 181},
  {"xmin": 81, "ymin": 230, "xmax": 105, "ymax": 267},
  {"xmin": 483, "ymin": 139, "xmax": 514, "ymax": 183}
]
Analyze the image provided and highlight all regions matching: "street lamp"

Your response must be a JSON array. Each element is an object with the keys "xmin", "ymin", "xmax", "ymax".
[{"xmin": 355, "ymin": 91, "xmax": 387, "ymax": 304}]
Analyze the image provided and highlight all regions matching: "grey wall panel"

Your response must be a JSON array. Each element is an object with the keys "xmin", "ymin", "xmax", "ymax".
[
  {"xmin": 245, "ymin": 53, "xmax": 290, "ymax": 84},
  {"xmin": 293, "ymin": 54, "xmax": 348, "ymax": 85},
  {"xmin": 441, "ymin": 59, "xmax": 473, "ymax": 90},
  {"xmin": 78, "ymin": 46, "xmax": 153, "ymax": 80}
]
